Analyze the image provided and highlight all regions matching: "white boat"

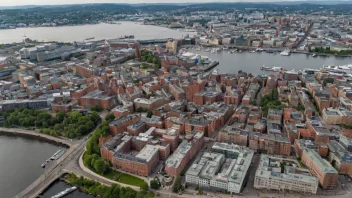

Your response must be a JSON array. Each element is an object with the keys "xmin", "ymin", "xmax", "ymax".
[
  {"xmin": 256, "ymin": 48, "xmax": 264, "ymax": 52},
  {"xmin": 261, "ymin": 65, "xmax": 271, "ymax": 70},
  {"xmin": 249, "ymin": 50, "xmax": 256, "ymax": 53},
  {"xmin": 51, "ymin": 150, "xmax": 65, "ymax": 160},
  {"xmin": 51, "ymin": 186, "xmax": 77, "ymax": 198},
  {"xmin": 312, "ymin": 53, "xmax": 317, "ymax": 57},
  {"xmin": 280, "ymin": 49, "xmax": 291, "ymax": 56},
  {"xmin": 338, "ymin": 64, "xmax": 352, "ymax": 70},
  {"xmin": 223, "ymin": 46, "xmax": 229, "ymax": 50},
  {"xmin": 272, "ymin": 66, "xmax": 283, "ymax": 71}
]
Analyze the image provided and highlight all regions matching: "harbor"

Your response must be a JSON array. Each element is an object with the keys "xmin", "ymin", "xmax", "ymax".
[
  {"xmin": 0, "ymin": 134, "xmax": 67, "ymax": 198},
  {"xmin": 40, "ymin": 180, "xmax": 93, "ymax": 198},
  {"xmin": 185, "ymin": 47, "xmax": 352, "ymax": 75}
]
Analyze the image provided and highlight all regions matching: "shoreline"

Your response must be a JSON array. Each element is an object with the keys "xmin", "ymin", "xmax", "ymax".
[{"xmin": 0, "ymin": 127, "xmax": 71, "ymax": 148}]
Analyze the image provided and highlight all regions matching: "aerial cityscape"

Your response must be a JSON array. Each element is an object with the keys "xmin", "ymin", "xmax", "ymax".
[{"xmin": 1, "ymin": 1, "xmax": 352, "ymax": 198}]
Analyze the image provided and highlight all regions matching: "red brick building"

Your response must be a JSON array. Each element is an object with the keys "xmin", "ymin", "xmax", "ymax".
[{"xmin": 109, "ymin": 115, "xmax": 140, "ymax": 135}]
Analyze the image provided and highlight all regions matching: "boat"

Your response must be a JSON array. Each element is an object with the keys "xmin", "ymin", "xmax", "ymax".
[
  {"xmin": 256, "ymin": 48, "xmax": 264, "ymax": 52},
  {"xmin": 119, "ymin": 35, "xmax": 134, "ymax": 39},
  {"xmin": 51, "ymin": 150, "xmax": 65, "ymax": 160},
  {"xmin": 338, "ymin": 64, "xmax": 352, "ymax": 70},
  {"xmin": 323, "ymin": 64, "xmax": 352, "ymax": 74},
  {"xmin": 280, "ymin": 49, "xmax": 291, "ymax": 56},
  {"xmin": 302, "ymin": 68, "xmax": 318, "ymax": 75},
  {"xmin": 51, "ymin": 186, "xmax": 77, "ymax": 198},
  {"xmin": 85, "ymin": 37, "xmax": 95, "ymax": 40},
  {"xmin": 249, "ymin": 50, "xmax": 256, "ymax": 53},
  {"xmin": 204, "ymin": 48, "xmax": 210, "ymax": 52},
  {"xmin": 41, "ymin": 161, "xmax": 47, "ymax": 168},
  {"xmin": 229, "ymin": 49, "xmax": 237, "ymax": 54},
  {"xmin": 312, "ymin": 53, "xmax": 317, "ymax": 57},
  {"xmin": 272, "ymin": 66, "xmax": 283, "ymax": 71},
  {"xmin": 261, "ymin": 65, "xmax": 271, "ymax": 71},
  {"xmin": 211, "ymin": 48, "xmax": 220, "ymax": 53},
  {"xmin": 223, "ymin": 46, "xmax": 229, "ymax": 50}
]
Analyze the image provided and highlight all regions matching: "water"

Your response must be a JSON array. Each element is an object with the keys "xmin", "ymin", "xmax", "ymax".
[
  {"xmin": 187, "ymin": 49, "xmax": 352, "ymax": 75},
  {"xmin": 0, "ymin": 134, "xmax": 66, "ymax": 198},
  {"xmin": 41, "ymin": 180, "xmax": 93, "ymax": 198},
  {"xmin": 0, "ymin": 22, "xmax": 195, "ymax": 43}
]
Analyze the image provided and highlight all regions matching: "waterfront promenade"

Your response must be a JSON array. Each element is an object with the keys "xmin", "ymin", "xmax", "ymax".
[{"xmin": 0, "ymin": 127, "xmax": 72, "ymax": 146}]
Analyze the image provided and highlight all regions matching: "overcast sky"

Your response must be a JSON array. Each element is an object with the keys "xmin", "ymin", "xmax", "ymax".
[{"xmin": 0, "ymin": 0, "xmax": 319, "ymax": 6}]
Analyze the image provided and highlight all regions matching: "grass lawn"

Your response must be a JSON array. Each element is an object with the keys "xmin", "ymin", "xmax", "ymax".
[
  {"xmin": 83, "ymin": 152, "xmax": 147, "ymax": 187},
  {"xmin": 104, "ymin": 169, "xmax": 147, "ymax": 187}
]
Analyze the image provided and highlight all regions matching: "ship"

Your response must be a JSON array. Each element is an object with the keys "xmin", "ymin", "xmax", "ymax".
[
  {"xmin": 51, "ymin": 150, "xmax": 65, "ymax": 160},
  {"xmin": 280, "ymin": 49, "xmax": 291, "ymax": 56},
  {"xmin": 85, "ymin": 37, "xmax": 95, "ymax": 40},
  {"xmin": 260, "ymin": 65, "xmax": 271, "ymax": 71},
  {"xmin": 51, "ymin": 186, "xmax": 77, "ymax": 198},
  {"xmin": 260, "ymin": 65, "xmax": 285, "ymax": 72},
  {"xmin": 272, "ymin": 66, "xmax": 283, "ymax": 71},
  {"xmin": 323, "ymin": 65, "xmax": 352, "ymax": 74},
  {"xmin": 119, "ymin": 35, "xmax": 134, "ymax": 39}
]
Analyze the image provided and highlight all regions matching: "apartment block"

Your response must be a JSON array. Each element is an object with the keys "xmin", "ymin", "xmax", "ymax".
[
  {"xmin": 165, "ymin": 131, "xmax": 204, "ymax": 176},
  {"xmin": 186, "ymin": 143, "xmax": 253, "ymax": 194},
  {"xmin": 327, "ymin": 140, "xmax": 352, "ymax": 175},
  {"xmin": 254, "ymin": 154, "xmax": 318, "ymax": 194},
  {"xmin": 109, "ymin": 115, "xmax": 140, "ymax": 135},
  {"xmin": 134, "ymin": 97, "xmax": 170, "ymax": 111},
  {"xmin": 301, "ymin": 148, "xmax": 338, "ymax": 190}
]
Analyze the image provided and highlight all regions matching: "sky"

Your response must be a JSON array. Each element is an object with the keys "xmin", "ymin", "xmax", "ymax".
[{"xmin": 0, "ymin": 0, "xmax": 335, "ymax": 7}]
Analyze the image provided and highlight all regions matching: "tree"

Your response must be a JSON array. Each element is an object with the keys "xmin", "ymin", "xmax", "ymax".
[
  {"xmin": 84, "ymin": 154, "xmax": 93, "ymax": 168},
  {"xmin": 147, "ymin": 110, "xmax": 153, "ymax": 118},
  {"xmin": 105, "ymin": 113, "xmax": 115, "ymax": 122},
  {"xmin": 152, "ymin": 57, "xmax": 159, "ymax": 64},
  {"xmin": 94, "ymin": 159, "xmax": 108, "ymax": 174},
  {"xmin": 198, "ymin": 188, "xmax": 203, "ymax": 195},
  {"xmin": 56, "ymin": 111, "xmax": 67, "ymax": 123},
  {"xmin": 250, "ymin": 100, "xmax": 257, "ymax": 106},
  {"xmin": 150, "ymin": 180, "xmax": 160, "ymax": 189},
  {"xmin": 280, "ymin": 162, "xmax": 286, "ymax": 173},
  {"xmin": 140, "ymin": 182, "xmax": 149, "ymax": 191},
  {"xmin": 248, "ymin": 73, "xmax": 253, "ymax": 78},
  {"xmin": 323, "ymin": 78, "xmax": 334, "ymax": 87},
  {"xmin": 147, "ymin": 56, "xmax": 153, "ymax": 63},
  {"xmin": 91, "ymin": 104, "xmax": 103, "ymax": 112},
  {"xmin": 136, "ymin": 107, "xmax": 144, "ymax": 112},
  {"xmin": 297, "ymin": 102, "xmax": 305, "ymax": 111},
  {"xmin": 172, "ymin": 176, "xmax": 184, "ymax": 193}
]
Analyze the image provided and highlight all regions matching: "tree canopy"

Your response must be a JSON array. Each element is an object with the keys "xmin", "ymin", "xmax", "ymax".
[{"xmin": 4, "ymin": 109, "xmax": 100, "ymax": 138}]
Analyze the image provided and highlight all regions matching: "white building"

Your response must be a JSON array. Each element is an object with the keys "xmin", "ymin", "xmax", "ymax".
[
  {"xmin": 254, "ymin": 154, "xmax": 318, "ymax": 194},
  {"xmin": 185, "ymin": 143, "xmax": 254, "ymax": 194}
]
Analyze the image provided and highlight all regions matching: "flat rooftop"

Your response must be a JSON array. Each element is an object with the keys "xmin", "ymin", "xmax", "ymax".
[{"xmin": 303, "ymin": 148, "xmax": 338, "ymax": 174}]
